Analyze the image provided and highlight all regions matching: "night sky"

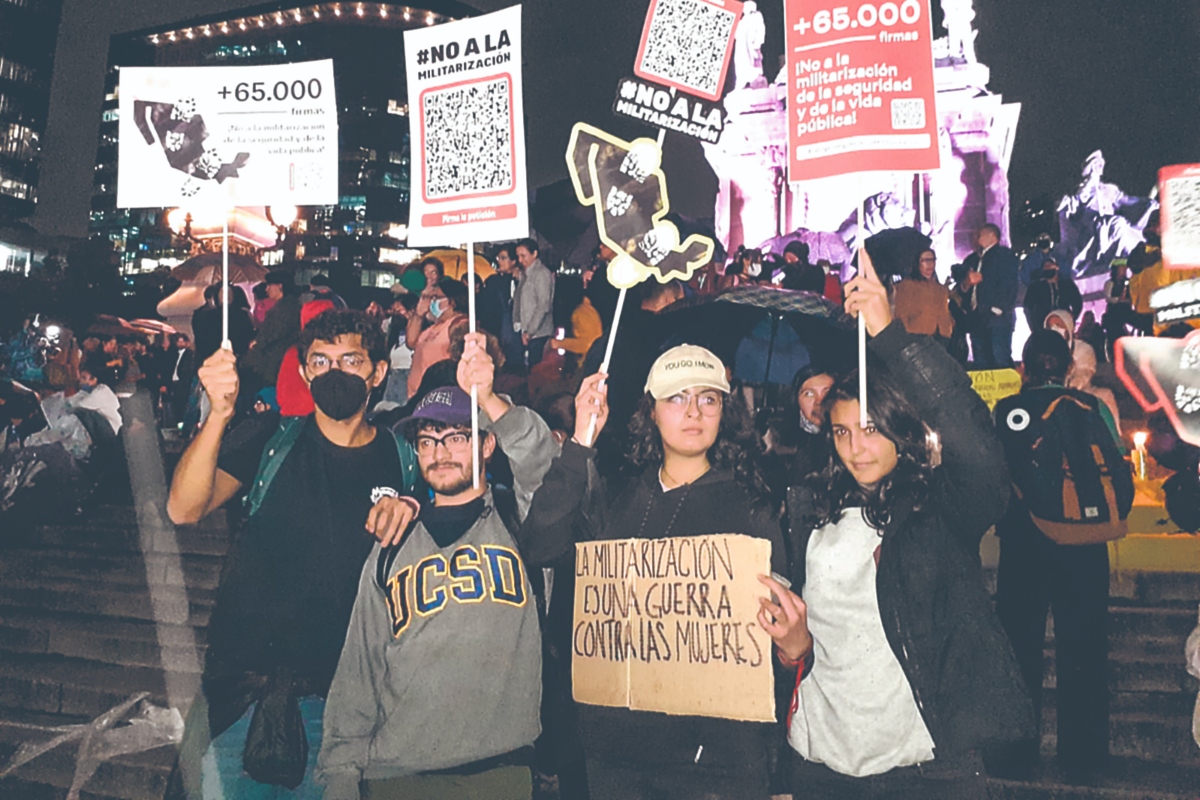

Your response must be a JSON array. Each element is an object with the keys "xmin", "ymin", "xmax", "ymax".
[{"xmin": 31, "ymin": 0, "xmax": 1200, "ymax": 238}]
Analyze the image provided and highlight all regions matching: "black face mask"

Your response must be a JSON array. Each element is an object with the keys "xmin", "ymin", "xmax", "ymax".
[{"xmin": 309, "ymin": 370, "xmax": 369, "ymax": 421}]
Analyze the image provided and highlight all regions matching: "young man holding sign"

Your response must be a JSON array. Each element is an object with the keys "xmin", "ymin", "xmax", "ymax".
[
  {"xmin": 318, "ymin": 332, "xmax": 560, "ymax": 800},
  {"xmin": 166, "ymin": 310, "xmax": 419, "ymax": 800},
  {"xmin": 521, "ymin": 344, "xmax": 787, "ymax": 799}
]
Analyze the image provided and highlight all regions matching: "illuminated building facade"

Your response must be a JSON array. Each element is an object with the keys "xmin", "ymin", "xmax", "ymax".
[
  {"xmin": 0, "ymin": 0, "xmax": 65, "ymax": 274},
  {"xmin": 88, "ymin": 1, "xmax": 472, "ymax": 278},
  {"xmin": 0, "ymin": 0, "xmax": 62, "ymax": 224}
]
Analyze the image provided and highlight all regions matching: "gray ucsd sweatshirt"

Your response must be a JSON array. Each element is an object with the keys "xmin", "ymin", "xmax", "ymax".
[{"xmin": 318, "ymin": 405, "xmax": 561, "ymax": 800}]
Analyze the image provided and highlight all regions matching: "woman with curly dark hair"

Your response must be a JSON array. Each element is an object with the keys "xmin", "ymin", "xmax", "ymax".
[
  {"xmin": 758, "ymin": 254, "xmax": 1033, "ymax": 799},
  {"xmin": 521, "ymin": 343, "xmax": 786, "ymax": 800}
]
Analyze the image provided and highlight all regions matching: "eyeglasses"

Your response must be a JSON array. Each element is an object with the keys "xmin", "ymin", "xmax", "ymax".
[
  {"xmin": 306, "ymin": 352, "xmax": 369, "ymax": 374},
  {"xmin": 414, "ymin": 431, "xmax": 473, "ymax": 454},
  {"xmin": 919, "ymin": 256, "xmax": 937, "ymax": 263},
  {"xmin": 659, "ymin": 392, "xmax": 723, "ymax": 416}
]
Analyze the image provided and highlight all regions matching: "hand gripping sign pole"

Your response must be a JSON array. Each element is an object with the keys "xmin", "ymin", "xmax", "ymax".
[
  {"xmin": 583, "ymin": 287, "xmax": 629, "ymax": 446},
  {"xmin": 566, "ymin": 123, "xmax": 715, "ymax": 446}
]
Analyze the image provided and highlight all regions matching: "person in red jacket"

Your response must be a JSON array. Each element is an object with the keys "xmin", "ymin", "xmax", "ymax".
[{"xmin": 275, "ymin": 299, "xmax": 335, "ymax": 416}]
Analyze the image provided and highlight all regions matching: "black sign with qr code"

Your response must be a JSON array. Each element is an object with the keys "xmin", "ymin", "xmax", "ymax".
[{"xmin": 611, "ymin": 76, "xmax": 724, "ymax": 145}]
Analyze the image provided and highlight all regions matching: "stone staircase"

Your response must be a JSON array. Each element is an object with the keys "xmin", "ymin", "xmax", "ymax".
[
  {"xmin": 0, "ymin": 423, "xmax": 1198, "ymax": 800},
  {"xmin": 986, "ymin": 569, "xmax": 1200, "ymax": 799},
  {"xmin": 0, "ymin": 503, "xmax": 230, "ymax": 800}
]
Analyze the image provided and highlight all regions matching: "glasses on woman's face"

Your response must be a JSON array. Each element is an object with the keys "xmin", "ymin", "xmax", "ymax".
[
  {"xmin": 305, "ymin": 352, "xmax": 370, "ymax": 375},
  {"xmin": 414, "ymin": 431, "xmax": 473, "ymax": 454},
  {"xmin": 659, "ymin": 391, "xmax": 723, "ymax": 416},
  {"xmin": 919, "ymin": 256, "xmax": 937, "ymax": 264}
]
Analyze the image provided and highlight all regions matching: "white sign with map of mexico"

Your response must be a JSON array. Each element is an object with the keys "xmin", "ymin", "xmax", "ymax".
[
  {"xmin": 403, "ymin": 5, "xmax": 529, "ymax": 246},
  {"xmin": 116, "ymin": 60, "xmax": 338, "ymax": 208}
]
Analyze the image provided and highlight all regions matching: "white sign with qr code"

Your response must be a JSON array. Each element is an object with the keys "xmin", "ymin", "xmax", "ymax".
[
  {"xmin": 1161, "ymin": 164, "xmax": 1200, "ymax": 271},
  {"xmin": 404, "ymin": 5, "xmax": 528, "ymax": 246},
  {"xmin": 634, "ymin": 0, "xmax": 742, "ymax": 102}
]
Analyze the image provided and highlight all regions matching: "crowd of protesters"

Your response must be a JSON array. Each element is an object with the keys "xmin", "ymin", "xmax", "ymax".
[{"xmin": 4, "ymin": 212, "xmax": 1196, "ymax": 799}]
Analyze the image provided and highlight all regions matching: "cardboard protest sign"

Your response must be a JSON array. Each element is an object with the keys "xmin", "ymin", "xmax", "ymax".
[
  {"xmin": 117, "ymin": 60, "xmax": 338, "ymax": 208},
  {"xmin": 969, "ymin": 369, "xmax": 1021, "ymax": 411},
  {"xmin": 783, "ymin": 0, "xmax": 939, "ymax": 182},
  {"xmin": 633, "ymin": 0, "xmax": 742, "ymax": 102},
  {"xmin": 403, "ymin": 5, "xmax": 528, "ymax": 246},
  {"xmin": 1160, "ymin": 164, "xmax": 1200, "ymax": 271},
  {"xmin": 612, "ymin": 77, "xmax": 724, "ymax": 144},
  {"xmin": 573, "ymin": 534, "xmax": 775, "ymax": 722},
  {"xmin": 1116, "ymin": 332, "xmax": 1200, "ymax": 446},
  {"xmin": 565, "ymin": 123, "xmax": 714, "ymax": 289}
]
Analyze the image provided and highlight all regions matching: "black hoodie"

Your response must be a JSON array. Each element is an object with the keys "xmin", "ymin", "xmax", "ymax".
[{"xmin": 522, "ymin": 446, "xmax": 787, "ymax": 791}]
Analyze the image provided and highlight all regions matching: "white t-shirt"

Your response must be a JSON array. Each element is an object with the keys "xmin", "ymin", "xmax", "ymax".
[
  {"xmin": 389, "ymin": 337, "xmax": 413, "ymax": 371},
  {"xmin": 788, "ymin": 508, "xmax": 935, "ymax": 777}
]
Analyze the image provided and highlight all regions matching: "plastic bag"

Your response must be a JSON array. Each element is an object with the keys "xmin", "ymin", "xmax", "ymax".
[
  {"xmin": 243, "ymin": 673, "xmax": 308, "ymax": 789},
  {"xmin": 27, "ymin": 394, "xmax": 92, "ymax": 461}
]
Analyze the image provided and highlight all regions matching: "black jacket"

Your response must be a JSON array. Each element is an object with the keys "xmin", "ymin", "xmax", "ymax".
[
  {"xmin": 1023, "ymin": 275, "xmax": 1083, "ymax": 331},
  {"xmin": 786, "ymin": 321, "xmax": 1034, "ymax": 759},
  {"xmin": 522, "ymin": 444, "xmax": 787, "ymax": 783}
]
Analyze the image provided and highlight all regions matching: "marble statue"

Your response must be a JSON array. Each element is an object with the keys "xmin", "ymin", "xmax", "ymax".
[
  {"xmin": 941, "ymin": 0, "xmax": 978, "ymax": 64},
  {"xmin": 1057, "ymin": 150, "xmax": 1157, "ymax": 278},
  {"xmin": 732, "ymin": 1, "xmax": 767, "ymax": 89}
]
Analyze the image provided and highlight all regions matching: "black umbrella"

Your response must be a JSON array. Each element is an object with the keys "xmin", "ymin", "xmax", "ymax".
[
  {"xmin": 659, "ymin": 286, "xmax": 855, "ymax": 408},
  {"xmin": 863, "ymin": 226, "xmax": 932, "ymax": 277}
]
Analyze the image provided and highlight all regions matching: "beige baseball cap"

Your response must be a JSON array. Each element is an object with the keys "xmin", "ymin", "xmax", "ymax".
[{"xmin": 644, "ymin": 344, "xmax": 731, "ymax": 399}]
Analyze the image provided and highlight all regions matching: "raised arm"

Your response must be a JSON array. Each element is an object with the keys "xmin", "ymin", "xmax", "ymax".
[
  {"xmin": 847, "ymin": 250, "xmax": 1009, "ymax": 549},
  {"xmin": 458, "ymin": 332, "xmax": 568, "ymax": 565},
  {"xmin": 167, "ymin": 349, "xmax": 243, "ymax": 524},
  {"xmin": 870, "ymin": 323, "xmax": 1009, "ymax": 546},
  {"xmin": 518, "ymin": 373, "xmax": 611, "ymax": 564}
]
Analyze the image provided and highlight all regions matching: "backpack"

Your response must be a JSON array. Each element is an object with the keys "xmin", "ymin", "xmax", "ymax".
[
  {"xmin": 995, "ymin": 387, "xmax": 1133, "ymax": 544},
  {"xmin": 244, "ymin": 416, "xmax": 419, "ymax": 518}
]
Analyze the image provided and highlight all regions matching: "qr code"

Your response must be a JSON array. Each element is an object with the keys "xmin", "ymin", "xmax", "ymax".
[
  {"xmin": 1166, "ymin": 176, "xmax": 1200, "ymax": 254},
  {"xmin": 637, "ymin": 0, "xmax": 737, "ymax": 97},
  {"xmin": 891, "ymin": 98, "xmax": 926, "ymax": 130},
  {"xmin": 422, "ymin": 77, "xmax": 513, "ymax": 199}
]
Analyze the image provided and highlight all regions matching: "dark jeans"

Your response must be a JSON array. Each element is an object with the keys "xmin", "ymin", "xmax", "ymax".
[
  {"xmin": 789, "ymin": 752, "xmax": 988, "ymax": 800},
  {"xmin": 972, "ymin": 310, "xmax": 1014, "ymax": 369},
  {"xmin": 362, "ymin": 766, "xmax": 531, "ymax": 800},
  {"xmin": 586, "ymin": 758, "xmax": 769, "ymax": 800},
  {"xmin": 995, "ymin": 525, "xmax": 1110, "ymax": 774}
]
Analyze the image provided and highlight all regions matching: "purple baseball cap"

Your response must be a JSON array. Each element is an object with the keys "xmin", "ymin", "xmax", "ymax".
[{"xmin": 397, "ymin": 385, "xmax": 473, "ymax": 436}]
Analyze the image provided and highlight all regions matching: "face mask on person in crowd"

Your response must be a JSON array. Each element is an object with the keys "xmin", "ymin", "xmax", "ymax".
[
  {"xmin": 799, "ymin": 414, "xmax": 822, "ymax": 435},
  {"xmin": 745, "ymin": 260, "xmax": 762, "ymax": 277},
  {"xmin": 309, "ymin": 370, "xmax": 370, "ymax": 420},
  {"xmin": 429, "ymin": 298, "xmax": 445, "ymax": 320}
]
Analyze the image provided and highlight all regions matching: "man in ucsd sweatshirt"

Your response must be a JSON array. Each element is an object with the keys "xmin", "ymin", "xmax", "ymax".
[{"xmin": 319, "ymin": 332, "xmax": 562, "ymax": 800}]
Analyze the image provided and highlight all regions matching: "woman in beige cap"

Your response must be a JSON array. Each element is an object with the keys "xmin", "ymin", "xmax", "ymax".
[{"xmin": 522, "ymin": 342, "xmax": 787, "ymax": 799}]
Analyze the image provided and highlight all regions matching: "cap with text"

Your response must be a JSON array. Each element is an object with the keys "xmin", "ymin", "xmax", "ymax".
[
  {"xmin": 397, "ymin": 386, "xmax": 473, "ymax": 436},
  {"xmin": 644, "ymin": 344, "xmax": 730, "ymax": 400}
]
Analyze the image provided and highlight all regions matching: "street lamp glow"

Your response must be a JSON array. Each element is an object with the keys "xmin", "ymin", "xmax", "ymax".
[{"xmin": 269, "ymin": 205, "xmax": 298, "ymax": 229}]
